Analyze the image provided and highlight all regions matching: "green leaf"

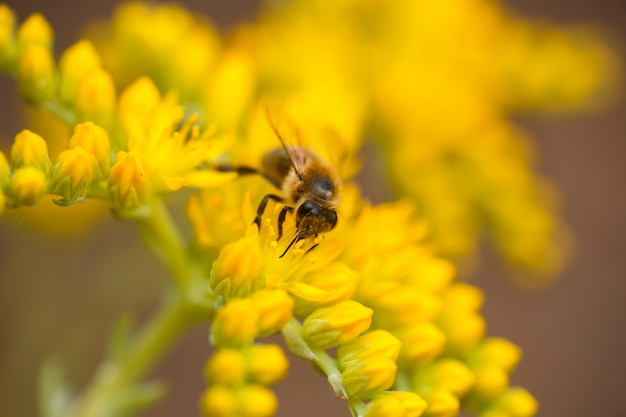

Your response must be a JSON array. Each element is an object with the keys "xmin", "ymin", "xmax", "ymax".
[{"xmin": 108, "ymin": 381, "xmax": 168, "ymax": 417}]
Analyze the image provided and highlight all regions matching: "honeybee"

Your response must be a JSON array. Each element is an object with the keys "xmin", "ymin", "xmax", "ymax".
[{"xmin": 218, "ymin": 123, "xmax": 341, "ymax": 257}]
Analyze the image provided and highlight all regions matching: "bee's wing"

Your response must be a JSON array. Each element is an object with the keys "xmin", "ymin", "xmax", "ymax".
[{"xmin": 265, "ymin": 107, "xmax": 308, "ymax": 177}]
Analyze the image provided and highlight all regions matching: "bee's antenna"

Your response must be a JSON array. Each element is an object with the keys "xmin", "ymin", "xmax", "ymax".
[
  {"xmin": 279, "ymin": 230, "xmax": 308, "ymax": 258},
  {"xmin": 264, "ymin": 106, "xmax": 305, "ymax": 179}
]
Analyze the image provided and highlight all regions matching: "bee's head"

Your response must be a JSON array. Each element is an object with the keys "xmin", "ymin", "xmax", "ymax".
[{"xmin": 295, "ymin": 200, "xmax": 338, "ymax": 237}]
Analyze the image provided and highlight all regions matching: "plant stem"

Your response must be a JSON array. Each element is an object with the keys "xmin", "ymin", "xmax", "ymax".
[{"xmin": 68, "ymin": 293, "xmax": 199, "ymax": 417}]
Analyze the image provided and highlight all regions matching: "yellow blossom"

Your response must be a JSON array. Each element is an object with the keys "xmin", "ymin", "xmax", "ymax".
[
  {"xmin": 76, "ymin": 68, "xmax": 116, "ymax": 128},
  {"xmin": 0, "ymin": 150, "xmax": 10, "ymax": 188},
  {"xmin": 108, "ymin": 150, "xmax": 152, "ymax": 211},
  {"xmin": 246, "ymin": 344, "xmax": 288, "ymax": 386},
  {"xmin": 17, "ymin": 43, "xmax": 55, "ymax": 102},
  {"xmin": 395, "ymin": 322, "xmax": 446, "ymax": 364},
  {"xmin": 341, "ymin": 356, "xmax": 397, "ymax": 399},
  {"xmin": 10, "ymin": 166, "xmax": 47, "ymax": 207},
  {"xmin": 16, "ymin": 12, "xmax": 52, "ymax": 50},
  {"xmin": 68, "ymin": 122, "xmax": 111, "ymax": 178},
  {"xmin": 412, "ymin": 359, "xmax": 475, "ymax": 398},
  {"xmin": 302, "ymin": 300, "xmax": 373, "ymax": 349},
  {"xmin": 364, "ymin": 391, "xmax": 428, "ymax": 417},
  {"xmin": 482, "ymin": 388, "xmax": 538, "ymax": 417},
  {"xmin": 239, "ymin": 385, "xmax": 277, "ymax": 417},
  {"xmin": 201, "ymin": 385, "xmax": 236, "ymax": 417},
  {"xmin": 420, "ymin": 389, "xmax": 459, "ymax": 417},
  {"xmin": 337, "ymin": 330, "xmax": 402, "ymax": 366},
  {"xmin": 50, "ymin": 147, "xmax": 95, "ymax": 203},
  {"xmin": 205, "ymin": 349, "xmax": 246, "ymax": 386},
  {"xmin": 210, "ymin": 226, "xmax": 264, "ymax": 299},
  {"xmin": 249, "ymin": 289, "xmax": 294, "ymax": 337},
  {"xmin": 11, "ymin": 129, "xmax": 51, "ymax": 173},
  {"xmin": 211, "ymin": 298, "xmax": 259, "ymax": 347},
  {"xmin": 58, "ymin": 40, "xmax": 102, "ymax": 103},
  {"xmin": 0, "ymin": 4, "xmax": 15, "ymax": 68}
]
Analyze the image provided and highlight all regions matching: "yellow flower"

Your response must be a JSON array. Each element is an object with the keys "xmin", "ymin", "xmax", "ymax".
[
  {"xmin": 210, "ymin": 226, "xmax": 264, "ymax": 299},
  {"xmin": 201, "ymin": 385, "xmax": 236, "ymax": 417},
  {"xmin": 76, "ymin": 68, "xmax": 116, "ymax": 128},
  {"xmin": 68, "ymin": 122, "xmax": 111, "ymax": 178},
  {"xmin": 11, "ymin": 129, "xmax": 51, "ymax": 174},
  {"xmin": 302, "ymin": 300, "xmax": 373, "ymax": 349},
  {"xmin": 250, "ymin": 289, "xmax": 294, "ymax": 337},
  {"xmin": 58, "ymin": 40, "xmax": 102, "ymax": 103},
  {"xmin": 341, "ymin": 356, "xmax": 397, "ymax": 399},
  {"xmin": 411, "ymin": 359, "xmax": 475, "ymax": 398},
  {"xmin": 246, "ymin": 344, "xmax": 288, "ymax": 385},
  {"xmin": 363, "ymin": 391, "xmax": 428, "ymax": 417},
  {"xmin": 238, "ymin": 385, "xmax": 277, "ymax": 417},
  {"xmin": 50, "ymin": 147, "xmax": 95, "ymax": 203},
  {"xmin": 0, "ymin": 4, "xmax": 16, "ymax": 68},
  {"xmin": 337, "ymin": 330, "xmax": 402, "ymax": 366},
  {"xmin": 205, "ymin": 349, "xmax": 247, "ymax": 386},
  {"xmin": 10, "ymin": 166, "xmax": 47, "ymax": 207},
  {"xmin": 16, "ymin": 12, "xmax": 52, "ymax": 50},
  {"xmin": 419, "ymin": 389, "xmax": 459, "ymax": 417},
  {"xmin": 108, "ymin": 150, "xmax": 151, "ymax": 211},
  {"xmin": 482, "ymin": 388, "xmax": 538, "ymax": 417},
  {"xmin": 211, "ymin": 298, "xmax": 259, "ymax": 348},
  {"xmin": 0, "ymin": 150, "xmax": 10, "ymax": 188},
  {"xmin": 17, "ymin": 43, "xmax": 55, "ymax": 102}
]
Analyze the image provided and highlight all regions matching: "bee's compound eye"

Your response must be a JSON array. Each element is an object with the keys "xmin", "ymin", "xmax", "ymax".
[
  {"xmin": 325, "ymin": 210, "xmax": 338, "ymax": 229},
  {"xmin": 297, "ymin": 201, "xmax": 320, "ymax": 220}
]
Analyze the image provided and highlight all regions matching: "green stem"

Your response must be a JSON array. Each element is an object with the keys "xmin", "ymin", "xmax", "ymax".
[
  {"xmin": 68, "ymin": 293, "xmax": 200, "ymax": 417},
  {"xmin": 136, "ymin": 198, "xmax": 190, "ymax": 286}
]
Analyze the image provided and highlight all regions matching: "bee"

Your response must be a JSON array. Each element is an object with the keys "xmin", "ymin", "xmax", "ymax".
[{"xmin": 218, "ymin": 123, "xmax": 341, "ymax": 258}]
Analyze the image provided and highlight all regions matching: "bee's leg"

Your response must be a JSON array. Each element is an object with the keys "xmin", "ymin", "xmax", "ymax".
[
  {"xmin": 215, "ymin": 164, "xmax": 281, "ymax": 188},
  {"xmin": 276, "ymin": 205, "xmax": 294, "ymax": 240},
  {"xmin": 255, "ymin": 194, "xmax": 284, "ymax": 229}
]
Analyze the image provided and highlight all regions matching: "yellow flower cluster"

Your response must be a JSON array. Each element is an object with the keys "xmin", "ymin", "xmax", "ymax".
[{"xmin": 0, "ymin": 1, "xmax": 617, "ymax": 417}]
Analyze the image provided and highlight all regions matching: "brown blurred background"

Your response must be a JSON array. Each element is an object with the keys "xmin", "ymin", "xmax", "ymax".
[{"xmin": 0, "ymin": 1, "xmax": 624, "ymax": 416}]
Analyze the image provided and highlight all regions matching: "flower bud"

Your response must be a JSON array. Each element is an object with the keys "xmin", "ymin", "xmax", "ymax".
[
  {"xmin": 483, "ymin": 388, "xmax": 538, "ymax": 417},
  {"xmin": 396, "ymin": 322, "xmax": 446, "ymax": 364},
  {"xmin": 472, "ymin": 366, "xmax": 509, "ymax": 399},
  {"xmin": 337, "ymin": 330, "xmax": 401, "ymax": 366},
  {"xmin": 363, "ymin": 391, "xmax": 427, "ymax": 417},
  {"xmin": 76, "ymin": 68, "xmax": 116, "ymax": 128},
  {"xmin": 16, "ymin": 13, "xmax": 52, "ymax": 50},
  {"xmin": 117, "ymin": 76, "xmax": 161, "ymax": 143},
  {"xmin": 211, "ymin": 298, "xmax": 259, "ymax": 347},
  {"xmin": 11, "ymin": 129, "xmax": 50, "ymax": 174},
  {"xmin": 68, "ymin": 122, "xmax": 111, "ymax": 178},
  {"xmin": 108, "ymin": 150, "xmax": 152, "ymax": 211},
  {"xmin": 58, "ymin": 40, "xmax": 101, "ymax": 103},
  {"xmin": 201, "ymin": 385, "xmax": 236, "ymax": 417},
  {"xmin": 471, "ymin": 337, "xmax": 522, "ymax": 373},
  {"xmin": 247, "ymin": 344, "xmax": 288, "ymax": 385},
  {"xmin": 210, "ymin": 226, "xmax": 264, "ymax": 299},
  {"xmin": 413, "ymin": 359, "xmax": 475, "ymax": 397},
  {"xmin": 0, "ymin": 150, "xmax": 10, "ymax": 188},
  {"xmin": 50, "ymin": 147, "xmax": 95, "ymax": 203},
  {"xmin": 17, "ymin": 43, "xmax": 55, "ymax": 102},
  {"xmin": 341, "ymin": 356, "xmax": 397, "ymax": 398},
  {"xmin": 205, "ymin": 349, "xmax": 246, "ymax": 386},
  {"xmin": 420, "ymin": 389, "xmax": 459, "ymax": 417},
  {"xmin": 0, "ymin": 191, "xmax": 6, "ymax": 215},
  {"xmin": 303, "ymin": 300, "xmax": 373, "ymax": 349},
  {"xmin": 239, "ymin": 385, "xmax": 277, "ymax": 417},
  {"xmin": 250, "ymin": 289, "xmax": 294, "ymax": 337},
  {"xmin": 0, "ymin": 5, "xmax": 16, "ymax": 68},
  {"xmin": 10, "ymin": 166, "xmax": 47, "ymax": 207}
]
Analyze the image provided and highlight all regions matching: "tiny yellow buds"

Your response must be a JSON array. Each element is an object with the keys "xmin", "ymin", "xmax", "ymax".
[
  {"xmin": 17, "ymin": 43, "xmax": 55, "ymax": 102},
  {"xmin": 250, "ymin": 289, "xmax": 294, "ymax": 337},
  {"xmin": 247, "ymin": 344, "xmax": 288, "ymax": 385},
  {"xmin": 211, "ymin": 298, "xmax": 259, "ymax": 347},
  {"xmin": 363, "ymin": 391, "xmax": 428, "ymax": 417},
  {"xmin": 337, "ymin": 330, "xmax": 402, "ymax": 366},
  {"xmin": 201, "ymin": 385, "xmax": 236, "ymax": 417},
  {"xmin": 117, "ymin": 76, "xmax": 162, "ymax": 141},
  {"xmin": 420, "ymin": 389, "xmax": 459, "ymax": 417},
  {"xmin": 396, "ymin": 322, "xmax": 446, "ymax": 363},
  {"xmin": 50, "ymin": 147, "xmax": 95, "ymax": 203},
  {"xmin": 210, "ymin": 226, "xmax": 264, "ymax": 299},
  {"xmin": 76, "ymin": 68, "xmax": 116, "ymax": 128},
  {"xmin": 413, "ymin": 359, "xmax": 475, "ymax": 398},
  {"xmin": 341, "ymin": 356, "xmax": 397, "ymax": 398},
  {"xmin": 10, "ymin": 166, "xmax": 47, "ymax": 207},
  {"xmin": 239, "ymin": 385, "xmax": 277, "ymax": 417},
  {"xmin": 472, "ymin": 337, "xmax": 522, "ymax": 373},
  {"xmin": 0, "ymin": 150, "xmax": 10, "ymax": 188},
  {"xmin": 472, "ymin": 366, "xmax": 509, "ymax": 399},
  {"xmin": 205, "ymin": 349, "xmax": 247, "ymax": 386},
  {"xmin": 58, "ymin": 40, "xmax": 101, "ymax": 102},
  {"xmin": 11, "ymin": 129, "xmax": 50, "ymax": 174},
  {"xmin": 483, "ymin": 388, "xmax": 538, "ymax": 417},
  {"xmin": 16, "ymin": 13, "xmax": 52, "ymax": 50},
  {"xmin": 0, "ymin": 5, "xmax": 16, "ymax": 68},
  {"xmin": 303, "ymin": 300, "xmax": 373, "ymax": 349},
  {"xmin": 108, "ymin": 151, "xmax": 152, "ymax": 211},
  {"xmin": 69, "ymin": 122, "xmax": 111, "ymax": 178}
]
